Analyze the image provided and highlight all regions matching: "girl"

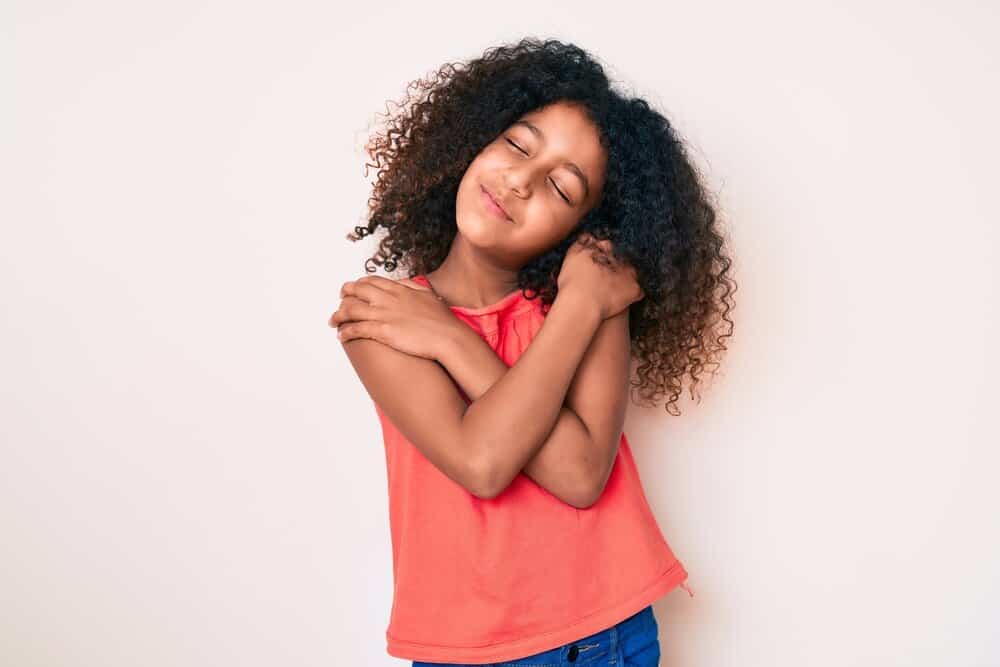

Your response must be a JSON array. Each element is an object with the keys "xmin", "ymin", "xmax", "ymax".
[{"xmin": 329, "ymin": 38, "xmax": 735, "ymax": 666}]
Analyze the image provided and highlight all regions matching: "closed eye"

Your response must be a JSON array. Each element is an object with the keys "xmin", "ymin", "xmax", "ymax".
[
  {"xmin": 505, "ymin": 137, "xmax": 527, "ymax": 154},
  {"xmin": 505, "ymin": 138, "xmax": 572, "ymax": 205},
  {"xmin": 549, "ymin": 178, "xmax": 570, "ymax": 203}
]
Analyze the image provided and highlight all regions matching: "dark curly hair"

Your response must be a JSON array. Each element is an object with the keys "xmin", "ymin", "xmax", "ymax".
[{"xmin": 347, "ymin": 37, "xmax": 737, "ymax": 416}]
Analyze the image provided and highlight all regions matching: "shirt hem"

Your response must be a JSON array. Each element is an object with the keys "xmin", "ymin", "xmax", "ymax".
[{"xmin": 385, "ymin": 559, "xmax": 688, "ymax": 663}]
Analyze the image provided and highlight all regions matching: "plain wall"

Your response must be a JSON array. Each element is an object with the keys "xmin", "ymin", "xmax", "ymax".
[{"xmin": 2, "ymin": 1, "xmax": 997, "ymax": 665}]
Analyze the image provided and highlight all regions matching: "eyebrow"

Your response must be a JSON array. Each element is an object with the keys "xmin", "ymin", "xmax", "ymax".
[{"xmin": 512, "ymin": 119, "xmax": 591, "ymax": 201}]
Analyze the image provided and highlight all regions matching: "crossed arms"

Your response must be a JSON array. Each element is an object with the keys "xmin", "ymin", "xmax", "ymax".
[{"xmin": 340, "ymin": 285, "xmax": 630, "ymax": 509}]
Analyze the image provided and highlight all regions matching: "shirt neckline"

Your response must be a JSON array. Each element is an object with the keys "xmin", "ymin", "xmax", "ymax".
[{"xmin": 412, "ymin": 274, "xmax": 527, "ymax": 316}]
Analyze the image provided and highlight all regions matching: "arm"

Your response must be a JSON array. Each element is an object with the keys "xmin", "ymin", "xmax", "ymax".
[
  {"xmin": 341, "ymin": 334, "xmax": 485, "ymax": 496},
  {"xmin": 437, "ymin": 308, "xmax": 630, "ymax": 507},
  {"xmin": 340, "ymin": 288, "xmax": 602, "ymax": 501},
  {"xmin": 458, "ymin": 288, "xmax": 604, "ymax": 499}
]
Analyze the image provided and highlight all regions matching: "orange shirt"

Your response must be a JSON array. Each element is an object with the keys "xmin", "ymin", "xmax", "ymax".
[{"xmin": 373, "ymin": 274, "xmax": 692, "ymax": 664}]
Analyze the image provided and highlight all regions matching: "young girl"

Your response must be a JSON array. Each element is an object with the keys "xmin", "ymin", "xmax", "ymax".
[{"xmin": 329, "ymin": 38, "xmax": 735, "ymax": 666}]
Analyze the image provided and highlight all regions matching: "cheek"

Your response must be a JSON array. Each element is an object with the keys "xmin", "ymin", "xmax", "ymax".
[
  {"xmin": 469, "ymin": 148, "xmax": 508, "ymax": 175},
  {"xmin": 458, "ymin": 151, "xmax": 500, "ymax": 194},
  {"xmin": 518, "ymin": 204, "xmax": 581, "ymax": 248}
]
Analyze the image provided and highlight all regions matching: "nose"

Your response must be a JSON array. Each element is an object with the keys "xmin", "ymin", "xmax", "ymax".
[{"xmin": 502, "ymin": 162, "xmax": 534, "ymax": 198}]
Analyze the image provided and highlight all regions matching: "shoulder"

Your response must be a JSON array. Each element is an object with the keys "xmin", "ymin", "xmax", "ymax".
[
  {"xmin": 342, "ymin": 274, "xmax": 432, "ymax": 301},
  {"xmin": 338, "ymin": 276, "xmax": 457, "ymax": 411},
  {"xmin": 350, "ymin": 273, "xmax": 423, "ymax": 286},
  {"xmin": 354, "ymin": 274, "xmax": 428, "ymax": 291}
]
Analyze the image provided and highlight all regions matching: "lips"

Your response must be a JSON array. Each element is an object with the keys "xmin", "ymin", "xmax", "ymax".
[{"xmin": 480, "ymin": 184, "xmax": 512, "ymax": 222}]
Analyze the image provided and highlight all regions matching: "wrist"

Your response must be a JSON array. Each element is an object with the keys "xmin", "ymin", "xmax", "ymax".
[
  {"xmin": 435, "ymin": 320, "xmax": 474, "ymax": 364},
  {"xmin": 554, "ymin": 285, "xmax": 604, "ymax": 323}
]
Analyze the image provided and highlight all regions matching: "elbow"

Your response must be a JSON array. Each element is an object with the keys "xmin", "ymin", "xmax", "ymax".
[
  {"xmin": 472, "ymin": 486, "xmax": 501, "ymax": 501},
  {"xmin": 472, "ymin": 469, "xmax": 513, "ymax": 501},
  {"xmin": 466, "ymin": 454, "xmax": 504, "ymax": 500},
  {"xmin": 571, "ymin": 461, "xmax": 609, "ymax": 509},
  {"xmin": 568, "ymin": 482, "xmax": 601, "ymax": 509},
  {"xmin": 468, "ymin": 451, "xmax": 523, "ymax": 501},
  {"xmin": 475, "ymin": 461, "xmax": 603, "ymax": 508}
]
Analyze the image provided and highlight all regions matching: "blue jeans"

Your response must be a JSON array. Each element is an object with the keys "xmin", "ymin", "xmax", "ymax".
[{"xmin": 413, "ymin": 604, "xmax": 660, "ymax": 666}]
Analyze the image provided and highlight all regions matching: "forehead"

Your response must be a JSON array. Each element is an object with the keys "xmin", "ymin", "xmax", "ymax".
[{"xmin": 515, "ymin": 103, "xmax": 607, "ymax": 186}]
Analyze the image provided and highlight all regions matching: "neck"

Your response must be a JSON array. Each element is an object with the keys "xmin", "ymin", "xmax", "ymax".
[{"xmin": 425, "ymin": 235, "xmax": 520, "ymax": 310}]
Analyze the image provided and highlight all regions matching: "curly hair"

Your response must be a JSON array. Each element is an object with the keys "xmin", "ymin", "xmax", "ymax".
[{"xmin": 347, "ymin": 37, "xmax": 737, "ymax": 416}]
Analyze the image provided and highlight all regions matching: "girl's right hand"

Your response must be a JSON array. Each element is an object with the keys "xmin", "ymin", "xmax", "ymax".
[{"xmin": 557, "ymin": 232, "xmax": 645, "ymax": 320}]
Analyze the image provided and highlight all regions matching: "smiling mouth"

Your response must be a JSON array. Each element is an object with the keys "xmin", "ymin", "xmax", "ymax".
[{"xmin": 480, "ymin": 185, "xmax": 512, "ymax": 222}]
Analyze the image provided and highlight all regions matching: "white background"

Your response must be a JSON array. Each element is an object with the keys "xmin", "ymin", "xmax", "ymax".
[{"xmin": 3, "ymin": 1, "xmax": 998, "ymax": 665}]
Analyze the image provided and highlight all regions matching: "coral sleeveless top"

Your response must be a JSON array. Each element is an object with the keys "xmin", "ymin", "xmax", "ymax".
[{"xmin": 372, "ymin": 274, "xmax": 692, "ymax": 664}]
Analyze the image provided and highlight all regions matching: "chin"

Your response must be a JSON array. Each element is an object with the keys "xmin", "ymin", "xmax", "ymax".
[{"xmin": 455, "ymin": 210, "xmax": 507, "ymax": 249}]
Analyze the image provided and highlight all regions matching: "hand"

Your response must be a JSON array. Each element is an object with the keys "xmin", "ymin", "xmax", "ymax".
[
  {"xmin": 328, "ymin": 275, "xmax": 459, "ymax": 360},
  {"xmin": 557, "ymin": 232, "xmax": 644, "ymax": 320}
]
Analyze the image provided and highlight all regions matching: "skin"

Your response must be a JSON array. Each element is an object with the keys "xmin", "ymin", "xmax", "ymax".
[
  {"xmin": 331, "ymin": 101, "xmax": 643, "ymax": 507},
  {"xmin": 426, "ymin": 99, "xmax": 610, "ymax": 308}
]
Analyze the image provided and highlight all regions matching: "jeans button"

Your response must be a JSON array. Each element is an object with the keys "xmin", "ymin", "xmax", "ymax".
[{"xmin": 567, "ymin": 644, "xmax": 579, "ymax": 661}]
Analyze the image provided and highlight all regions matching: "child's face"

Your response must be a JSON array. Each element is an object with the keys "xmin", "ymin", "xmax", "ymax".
[{"xmin": 455, "ymin": 101, "xmax": 608, "ymax": 266}]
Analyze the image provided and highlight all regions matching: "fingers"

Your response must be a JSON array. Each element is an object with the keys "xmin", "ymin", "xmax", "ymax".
[
  {"xmin": 337, "ymin": 320, "xmax": 380, "ymax": 342},
  {"xmin": 590, "ymin": 250, "xmax": 613, "ymax": 268},
  {"xmin": 333, "ymin": 273, "xmax": 427, "ymax": 330},
  {"xmin": 575, "ymin": 234, "xmax": 645, "ymax": 300},
  {"xmin": 340, "ymin": 274, "xmax": 433, "ymax": 306},
  {"xmin": 329, "ymin": 294, "xmax": 377, "ymax": 328},
  {"xmin": 340, "ymin": 277, "xmax": 389, "ymax": 305},
  {"xmin": 348, "ymin": 274, "xmax": 407, "ymax": 296},
  {"xmin": 339, "ymin": 276, "xmax": 379, "ymax": 298},
  {"xmin": 579, "ymin": 232, "xmax": 611, "ymax": 249},
  {"xmin": 397, "ymin": 277, "xmax": 433, "ymax": 292},
  {"xmin": 575, "ymin": 232, "xmax": 614, "ymax": 256},
  {"xmin": 586, "ymin": 241, "xmax": 617, "ymax": 270}
]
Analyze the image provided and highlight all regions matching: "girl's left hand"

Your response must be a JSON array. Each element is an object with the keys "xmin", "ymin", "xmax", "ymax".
[{"xmin": 328, "ymin": 275, "xmax": 458, "ymax": 361}]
